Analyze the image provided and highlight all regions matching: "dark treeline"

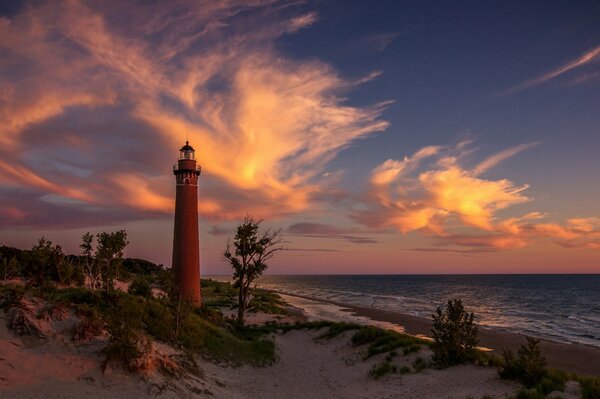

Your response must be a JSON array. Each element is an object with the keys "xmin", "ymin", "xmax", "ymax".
[{"xmin": 0, "ymin": 231, "xmax": 166, "ymax": 291}]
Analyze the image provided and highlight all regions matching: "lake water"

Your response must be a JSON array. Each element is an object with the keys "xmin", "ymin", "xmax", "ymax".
[{"xmin": 231, "ymin": 274, "xmax": 600, "ymax": 347}]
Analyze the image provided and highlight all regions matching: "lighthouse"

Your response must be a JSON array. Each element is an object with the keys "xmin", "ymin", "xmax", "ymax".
[{"xmin": 172, "ymin": 141, "xmax": 201, "ymax": 305}]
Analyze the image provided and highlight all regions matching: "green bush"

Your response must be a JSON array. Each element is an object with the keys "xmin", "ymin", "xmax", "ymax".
[
  {"xmin": 579, "ymin": 376, "xmax": 600, "ymax": 399},
  {"xmin": 103, "ymin": 295, "xmax": 147, "ymax": 371},
  {"xmin": 499, "ymin": 337, "xmax": 547, "ymax": 388},
  {"xmin": 143, "ymin": 298, "xmax": 175, "ymax": 342},
  {"xmin": 515, "ymin": 388, "xmax": 545, "ymax": 399},
  {"xmin": 431, "ymin": 299, "xmax": 478, "ymax": 367},
  {"xmin": 369, "ymin": 361, "xmax": 397, "ymax": 379},
  {"xmin": 351, "ymin": 326, "xmax": 428, "ymax": 359},
  {"xmin": 128, "ymin": 277, "xmax": 152, "ymax": 298},
  {"xmin": 413, "ymin": 356, "xmax": 429, "ymax": 372}
]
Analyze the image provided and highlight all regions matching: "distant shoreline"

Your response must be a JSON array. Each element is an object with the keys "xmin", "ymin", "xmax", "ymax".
[{"xmin": 270, "ymin": 290, "xmax": 600, "ymax": 377}]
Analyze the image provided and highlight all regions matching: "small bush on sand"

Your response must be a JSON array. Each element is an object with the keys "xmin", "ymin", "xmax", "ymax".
[
  {"xmin": 369, "ymin": 361, "xmax": 397, "ymax": 379},
  {"xmin": 103, "ymin": 295, "xmax": 148, "ymax": 371},
  {"xmin": 412, "ymin": 356, "xmax": 429, "ymax": 372},
  {"xmin": 128, "ymin": 277, "xmax": 152, "ymax": 298},
  {"xmin": 579, "ymin": 376, "xmax": 600, "ymax": 399},
  {"xmin": 514, "ymin": 388, "xmax": 545, "ymax": 399},
  {"xmin": 351, "ymin": 326, "xmax": 428, "ymax": 359},
  {"xmin": 431, "ymin": 299, "xmax": 478, "ymax": 367},
  {"xmin": 499, "ymin": 337, "xmax": 547, "ymax": 388}
]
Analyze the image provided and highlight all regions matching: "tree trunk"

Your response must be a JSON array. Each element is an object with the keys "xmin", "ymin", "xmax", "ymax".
[{"xmin": 237, "ymin": 277, "xmax": 245, "ymax": 326}]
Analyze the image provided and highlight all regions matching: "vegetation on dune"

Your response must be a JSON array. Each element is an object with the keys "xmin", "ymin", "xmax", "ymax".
[
  {"xmin": 0, "ymin": 232, "xmax": 278, "ymax": 373},
  {"xmin": 500, "ymin": 337, "xmax": 548, "ymax": 388},
  {"xmin": 201, "ymin": 279, "xmax": 289, "ymax": 316},
  {"xmin": 3, "ymin": 236, "xmax": 600, "ymax": 397},
  {"xmin": 223, "ymin": 217, "xmax": 283, "ymax": 326},
  {"xmin": 431, "ymin": 298, "xmax": 478, "ymax": 367}
]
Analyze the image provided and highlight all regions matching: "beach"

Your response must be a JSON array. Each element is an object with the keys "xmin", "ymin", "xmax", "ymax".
[
  {"xmin": 276, "ymin": 292, "xmax": 600, "ymax": 377},
  {"xmin": 0, "ymin": 282, "xmax": 595, "ymax": 399}
]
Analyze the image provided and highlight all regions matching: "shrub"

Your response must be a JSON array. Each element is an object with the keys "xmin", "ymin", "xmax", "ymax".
[
  {"xmin": 103, "ymin": 296, "xmax": 148, "ymax": 371},
  {"xmin": 431, "ymin": 299, "xmax": 478, "ymax": 367},
  {"xmin": 369, "ymin": 361, "xmax": 397, "ymax": 379},
  {"xmin": 413, "ymin": 356, "xmax": 429, "ymax": 372},
  {"xmin": 350, "ymin": 326, "xmax": 428, "ymax": 359},
  {"xmin": 579, "ymin": 376, "xmax": 600, "ymax": 399},
  {"xmin": 515, "ymin": 388, "xmax": 545, "ymax": 399},
  {"xmin": 352, "ymin": 325, "xmax": 387, "ymax": 346},
  {"xmin": 128, "ymin": 277, "xmax": 152, "ymax": 298},
  {"xmin": 499, "ymin": 337, "xmax": 547, "ymax": 388}
]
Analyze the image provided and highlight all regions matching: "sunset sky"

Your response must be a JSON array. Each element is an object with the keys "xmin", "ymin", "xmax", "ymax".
[{"xmin": 1, "ymin": 0, "xmax": 600, "ymax": 274}]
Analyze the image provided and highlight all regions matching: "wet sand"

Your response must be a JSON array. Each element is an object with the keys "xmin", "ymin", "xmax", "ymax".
[{"xmin": 277, "ymin": 291, "xmax": 600, "ymax": 376}]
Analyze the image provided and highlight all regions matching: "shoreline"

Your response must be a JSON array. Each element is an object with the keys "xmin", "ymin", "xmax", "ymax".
[{"xmin": 275, "ymin": 290, "xmax": 600, "ymax": 376}]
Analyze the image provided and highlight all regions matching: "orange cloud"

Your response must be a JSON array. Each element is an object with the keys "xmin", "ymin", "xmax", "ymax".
[
  {"xmin": 0, "ymin": 1, "xmax": 389, "ymax": 225},
  {"xmin": 357, "ymin": 142, "xmax": 600, "ymax": 250}
]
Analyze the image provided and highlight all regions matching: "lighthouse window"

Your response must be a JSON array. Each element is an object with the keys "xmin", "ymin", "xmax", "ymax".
[
  {"xmin": 184, "ymin": 178, "xmax": 190, "ymax": 184},
  {"xmin": 180, "ymin": 150, "xmax": 195, "ymax": 160}
]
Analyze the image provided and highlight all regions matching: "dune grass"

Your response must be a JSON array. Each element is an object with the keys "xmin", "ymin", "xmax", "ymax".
[{"xmin": 201, "ymin": 279, "xmax": 288, "ymax": 315}]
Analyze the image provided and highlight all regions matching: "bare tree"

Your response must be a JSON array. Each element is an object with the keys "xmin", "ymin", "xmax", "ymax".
[
  {"xmin": 1, "ymin": 256, "xmax": 20, "ymax": 283},
  {"xmin": 79, "ymin": 231, "xmax": 128, "ymax": 292},
  {"xmin": 223, "ymin": 217, "xmax": 283, "ymax": 326},
  {"xmin": 80, "ymin": 233, "xmax": 101, "ymax": 290}
]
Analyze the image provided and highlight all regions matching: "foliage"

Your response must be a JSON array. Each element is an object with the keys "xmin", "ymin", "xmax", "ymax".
[
  {"xmin": 579, "ymin": 376, "xmax": 600, "ymax": 399},
  {"xmin": 103, "ymin": 295, "xmax": 148, "ymax": 371},
  {"xmin": 351, "ymin": 325, "xmax": 428, "ymax": 359},
  {"xmin": 29, "ymin": 237, "xmax": 80, "ymax": 285},
  {"xmin": 223, "ymin": 217, "xmax": 283, "ymax": 326},
  {"xmin": 122, "ymin": 258, "xmax": 164, "ymax": 280},
  {"xmin": 128, "ymin": 276, "xmax": 152, "ymax": 298},
  {"xmin": 431, "ymin": 299, "xmax": 479, "ymax": 367},
  {"xmin": 412, "ymin": 356, "xmax": 429, "ymax": 372},
  {"xmin": 95, "ymin": 230, "xmax": 129, "ymax": 293},
  {"xmin": 0, "ymin": 285, "xmax": 25, "ymax": 309},
  {"xmin": 369, "ymin": 361, "xmax": 397, "ymax": 379},
  {"xmin": 1, "ymin": 256, "xmax": 21, "ymax": 282},
  {"xmin": 514, "ymin": 388, "xmax": 546, "ymax": 399},
  {"xmin": 499, "ymin": 337, "xmax": 548, "ymax": 388}
]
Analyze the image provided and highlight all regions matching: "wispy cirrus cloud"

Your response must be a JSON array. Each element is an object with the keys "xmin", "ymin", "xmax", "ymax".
[
  {"xmin": 497, "ymin": 44, "xmax": 600, "ymax": 96},
  {"xmin": 0, "ymin": 0, "xmax": 389, "ymax": 228},
  {"xmin": 354, "ymin": 141, "xmax": 600, "ymax": 250}
]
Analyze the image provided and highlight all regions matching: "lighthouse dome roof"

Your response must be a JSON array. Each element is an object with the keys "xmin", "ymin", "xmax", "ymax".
[{"xmin": 180, "ymin": 141, "xmax": 194, "ymax": 151}]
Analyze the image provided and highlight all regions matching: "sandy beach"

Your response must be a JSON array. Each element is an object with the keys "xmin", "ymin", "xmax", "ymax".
[
  {"xmin": 0, "ymin": 286, "xmax": 594, "ymax": 398},
  {"xmin": 0, "ymin": 314, "xmax": 520, "ymax": 399},
  {"xmin": 276, "ymin": 292, "xmax": 600, "ymax": 377}
]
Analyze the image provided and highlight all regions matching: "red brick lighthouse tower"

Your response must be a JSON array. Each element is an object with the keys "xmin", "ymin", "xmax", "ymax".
[{"xmin": 172, "ymin": 141, "xmax": 201, "ymax": 305}]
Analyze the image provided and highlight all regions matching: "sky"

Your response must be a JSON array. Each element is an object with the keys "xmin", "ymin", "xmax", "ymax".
[{"xmin": 1, "ymin": 0, "xmax": 599, "ymax": 274}]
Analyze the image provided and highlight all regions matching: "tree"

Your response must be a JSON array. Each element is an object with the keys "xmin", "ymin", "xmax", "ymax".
[
  {"xmin": 223, "ymin": 217, "xmax": 283, "ymax": 326},
  {"xmin": 30, "ymin": 237, "xmax": 65, "ymax": 285},
  {"xmin": 81, "ymin": 232, "xmax": 102, "ymax": 290},
  {"xmin": 431, "ymin": 299, "xmax": 479, "ymax": 367},
  {"xmin": 499, "ymin": 337, "xmax": 547, "ymax": 387},
  {"xmin": 95, "ymin": 230, "xmax": 129, "ymax": 294},
  {"xmin": 1, "ymin": 256, "xmax": 20, "ymax": 283}
]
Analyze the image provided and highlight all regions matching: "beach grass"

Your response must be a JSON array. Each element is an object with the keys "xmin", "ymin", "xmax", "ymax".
[
  {"xmin": 201, "ymin": 279, "xmax": 289, "ymax": 315},
  {"xmin": 2, "ymin": 283, "xmax": 276, "ymax": 368}
]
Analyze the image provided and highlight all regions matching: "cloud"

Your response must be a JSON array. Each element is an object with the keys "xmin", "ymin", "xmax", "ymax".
[
  {"xmin": 355, "ymin": 141, "xmax": 600, "ymax": 250},
  {"xmin": 472, "ymin": 142, "xmax": 540, "ymax": 176},
  {"xmin": 362, "ymin": 32, "xmax": 402, "ymax": 52},
  {"xmin": 287, "ymin": 222, "xmax": 379, "ymax": 244},
  {"xmin": 207, "ymin": 225, "xmax": 231, "ymax": 236},
  {"xmin": 0, "ymin": 0, "xmax": 389, "ymax": 228},
  {"xmin": 497, "ymin": 44, "xmax": 600, "ymax": 96}
]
